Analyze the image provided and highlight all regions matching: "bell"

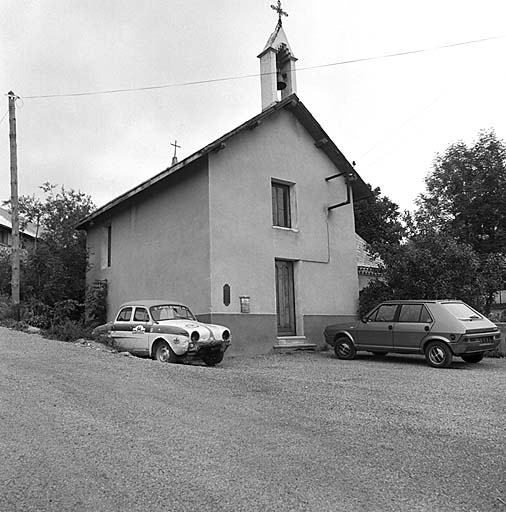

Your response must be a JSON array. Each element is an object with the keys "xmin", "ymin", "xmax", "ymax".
[{"xmin": 276, "ymin": 71, "xmax": 287, "ymax": 91}]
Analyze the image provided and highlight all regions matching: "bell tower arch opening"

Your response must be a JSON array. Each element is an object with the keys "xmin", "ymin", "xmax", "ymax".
[{"xmin": 257, "ymin": 2, "xmax": 297, "ymax": 110}]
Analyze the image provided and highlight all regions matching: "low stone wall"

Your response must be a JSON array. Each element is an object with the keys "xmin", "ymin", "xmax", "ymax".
[{"xmin": 493, "ymin": 323, "xmax": 506, "ymax": 356}]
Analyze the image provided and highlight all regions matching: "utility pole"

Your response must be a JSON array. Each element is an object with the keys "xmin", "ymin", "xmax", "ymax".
[{"xmin": 8, "ymin": 91, "xmax": 20, "ymax": 320}]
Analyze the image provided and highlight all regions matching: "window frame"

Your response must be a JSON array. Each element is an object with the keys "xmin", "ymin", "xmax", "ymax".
[
  {"xmin": 368, "ymin": 304, "xmax": 398, "ymax": 323},
  {"xmin": 106, "ymin": 225, "xmax": 112, "ymax": 268},
  {"xmin": 133, "ymin": 307, "xmax": 150, "ymax": 323},
  {"xmin": 101, "ymin": 224, "xmax": 112, "ymax": 269},
  {"xmin": 0, "ymin": 228, "xmax": 9, "ymax": 246},
  {"xmin": 271, "ymin": 180, "xmax": 292, "ymax": 228},
  {"xmin": 398, "ymin": 304, "xmax": 433, "ymax": 323},
  {"xmin": 116, "ymin": 307, "xmax": 132, "ymax": 322}
]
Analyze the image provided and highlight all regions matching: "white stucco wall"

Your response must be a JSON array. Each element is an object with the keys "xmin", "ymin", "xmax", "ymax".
[
  {"xmin": 85, "ymin": 160, "xmax": 212, "ymax": 319},
  {"xmin": 83, "ymin": 107, "xmax": 360, "ymax": 350},
  {"xmin": 207, "ymin": 109, "xmax": 359, "ymax": 328}
]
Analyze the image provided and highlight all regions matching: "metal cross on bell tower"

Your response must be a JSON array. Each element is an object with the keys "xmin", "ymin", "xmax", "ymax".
[
  {"xmin": 258, "ymin": 0, "xmax": 297, "ymax": 110},
  {"xmin": 171, "ymin": 140, "xmax": 181, "ymax": 166},
  {"xmin": 271, "ymin": 0, "xmax": 288, "ymax": 25}
]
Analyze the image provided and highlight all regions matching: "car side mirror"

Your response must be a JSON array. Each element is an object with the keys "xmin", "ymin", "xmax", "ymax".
[{"xmin": 361, "ymin": 317, "xmax": 368, "ymax": 323}]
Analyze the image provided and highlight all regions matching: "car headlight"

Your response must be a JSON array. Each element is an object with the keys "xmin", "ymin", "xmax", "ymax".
[
  {"xmin": 222, "ymin": 330, "xmax": 230, "ymax": 341},
  {"xmin": 191, "ymin": 331, "xmax": 200, "ymax": 342}
]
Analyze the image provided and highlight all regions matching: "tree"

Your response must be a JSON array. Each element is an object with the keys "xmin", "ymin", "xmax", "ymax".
[
  {"xmin": 359, "ymin": 230, "xmax": 506, "ymax": 315},
  {"xmin": 4, "ymin": 183, "xmax": 95, "ymax": 306},
  {"xmin": 359, "ymin": 131, "xmax": 506, "ymax": 316},
  {"xmin": 354, "ymin": 184, "xmax": 405, "ymax": 257},
  {"xmin": 418, "ymin": 130, "xmax": 506, "ymax": 254}
]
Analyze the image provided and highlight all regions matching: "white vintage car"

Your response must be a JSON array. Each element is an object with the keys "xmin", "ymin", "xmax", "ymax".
[{"xmin": 93, "ymin": 300, "xmax": 231, "ymax": 366}]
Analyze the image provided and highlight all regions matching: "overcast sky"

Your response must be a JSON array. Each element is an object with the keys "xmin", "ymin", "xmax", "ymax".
[{"xmin": 1, "ymin": 0, "xmax": 505, "ymax": 212}]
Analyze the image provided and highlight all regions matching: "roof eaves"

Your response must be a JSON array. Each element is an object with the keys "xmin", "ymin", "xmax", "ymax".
[
  {"xmin": 283, "ymin": 100, "xmax": 370, "ymax": 202},
  {"xmin": 76, "ymin": 94, "xmax": 371, "ymax": 228}
]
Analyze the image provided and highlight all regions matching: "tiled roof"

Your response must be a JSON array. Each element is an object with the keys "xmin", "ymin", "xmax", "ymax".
[
  {"xmin": 356, "ymin": 233, "xmax": 382, "ymax": 270},
  {"xmin": 0, "ymin": 207, "xmax": 38, "ymax": 238}
]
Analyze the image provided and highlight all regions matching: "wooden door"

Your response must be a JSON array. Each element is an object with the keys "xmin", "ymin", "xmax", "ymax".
[{"xmin": 275, "ymin": 259, "xmax": 296, "ymax": 335}]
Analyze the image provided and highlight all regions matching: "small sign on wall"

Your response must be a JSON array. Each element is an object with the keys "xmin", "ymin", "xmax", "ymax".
[
  {"xmin": 239, "ymin": 295, "xmax": 250, "ymax": 314},
  {"xmin": 223, "ymin": 284, "xmax": 231, "ymax": 306}
]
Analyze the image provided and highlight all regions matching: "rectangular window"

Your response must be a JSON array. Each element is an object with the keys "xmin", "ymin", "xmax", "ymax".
[
  {"xmin": 0, "ymin": 228, "xmax": 9, "ymax": 246},
  {"xmin": 107, "ymin": 225, "xmax": 112, "ymax": 267},
  {"xmin": 101, "ymin": 224, "xmax": 112, "ymax": 269},
  {"xmin": 272, "ymin": 181, "xmax": 291, "ymax": 228}
]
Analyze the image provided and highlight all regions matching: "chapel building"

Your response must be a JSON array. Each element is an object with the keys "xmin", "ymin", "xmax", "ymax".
[{"xmin": 77, "ymin": 16, "xmax": 369, "ymax": 354}]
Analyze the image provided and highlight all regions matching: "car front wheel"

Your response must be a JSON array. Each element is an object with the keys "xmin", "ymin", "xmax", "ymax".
[
  {"xmin": 202, "ymin": 351, "xmax": 224, "ymax": 366},
  {"xmin": 461, "ymin": 353, "xmax": 485, "ymax": 364},
  {"xmin": 334, "ymin": 337, "xmax": 356, "ymax": 360},
  {"xmin": 425, "ymin": 341, "xmax": 453, "ymax": 368},
  {"xmin": 154, "ymin": 341, "xmax": 179, "ymax": 363}
]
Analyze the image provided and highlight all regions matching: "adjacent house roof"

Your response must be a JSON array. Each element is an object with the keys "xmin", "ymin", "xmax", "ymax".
[
  {"xmin": 0, "ymin": 207, "xmax": 37, "ymax": 238},
  {"xmin": 76, "ymin": 94, "xmax": 370, "ymax": 230},
  {"xmin": 356, "ymin": 233, "xmax": 382, "ymax": 276}
]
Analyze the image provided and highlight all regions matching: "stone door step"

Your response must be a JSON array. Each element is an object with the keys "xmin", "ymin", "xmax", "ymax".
[{"xmin": 274, "ymin": 336, "xmax": 316, "ymax": 351}]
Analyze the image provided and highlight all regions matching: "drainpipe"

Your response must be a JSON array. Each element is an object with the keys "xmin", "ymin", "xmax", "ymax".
[{"xmin": 326, "ymin": 171, "xmax": 353, "ymax": 211}]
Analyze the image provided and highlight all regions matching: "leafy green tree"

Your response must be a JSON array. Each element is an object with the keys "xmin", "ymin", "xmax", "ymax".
[
  {"xmin": 479, "ymin": 252, "xmax": 506, "ymax": 314},
  {"xmin": 360, "ymin": 131, "xmax": 506, "ymax": 316},
  {"xmin": 358, "ymin": 280, "xmax": 392, "ymax": 317},
  {"xmin": 5, "ymin": 183, "xmax": 95, "ymax": 306},
  {"xmin": 418, "ymin": 130, "xmax": 506, "ymax": 254},
  {"xmin": 354, "ymin": 184, "xmax": 405, "ymax": 257},
  {"xmin": 359, "ymin": 231, "xmax": 505, "ymax": 314}
]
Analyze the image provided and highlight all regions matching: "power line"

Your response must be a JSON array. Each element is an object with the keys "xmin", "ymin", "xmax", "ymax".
[
  {"xmin": 19, "ymin": 34, "xmax": 504, "ymax": 100},
  {"xmin": 359, "ymin": 93, "xmax": 447, "ymax": 160},
  {"xmin": 0, "ymin": 109, "xmax": 8, "ymax": 126}
]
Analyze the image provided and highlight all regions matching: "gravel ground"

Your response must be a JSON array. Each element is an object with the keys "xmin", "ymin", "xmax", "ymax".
[{"xmin": 1, "ymin": 326, "xmax": 506, "ymax": 512}]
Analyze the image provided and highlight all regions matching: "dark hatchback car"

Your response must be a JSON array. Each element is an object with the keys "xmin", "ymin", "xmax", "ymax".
[{"xmin": 324, "ymin": 300, "xmax": 501, "ymax": 368}]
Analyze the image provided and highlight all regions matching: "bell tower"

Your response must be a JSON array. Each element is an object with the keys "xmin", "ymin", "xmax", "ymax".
[{"xmin": 257, "ymin": 1, "xmax": 297, "ymax": 111}]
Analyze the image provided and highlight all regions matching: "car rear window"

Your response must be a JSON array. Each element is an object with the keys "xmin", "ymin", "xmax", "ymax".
[{"xmin": 441, "ymin": 303, "xmax": 482, "ymax": 320}]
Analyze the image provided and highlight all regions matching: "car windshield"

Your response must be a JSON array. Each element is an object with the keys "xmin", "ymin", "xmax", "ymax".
[
  {"xmin": 150, "ymin": 304, "xmax": 196, "ymax": 322},
  {"xmin": 441, "ymin": 303, "xmax": 482, "ymax": 320}
]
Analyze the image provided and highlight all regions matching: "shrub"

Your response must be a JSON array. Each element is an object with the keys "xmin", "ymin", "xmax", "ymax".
[
  {"xmin": 53, "ymin": 299, "xmax": 82, "ymax": 324},
  {"xmin": 43, "ymin": 319, "xmax": 93, "ymax": 342},
  {"xmin": 20, "ymin": 299, "xmax": 53, "ymax": 329},
  {"xmin": 85, "ymin": 280, "xmax": 108, "ymax": 327},
  {"xmin": 0, "ymin": 250, "xmax": 11, "ymax": 296}
]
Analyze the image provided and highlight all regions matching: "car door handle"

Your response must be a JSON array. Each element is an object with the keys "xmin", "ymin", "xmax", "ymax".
[{"xmin": 388, "ymin": 325, "xmax": 393, "ymax": 330}]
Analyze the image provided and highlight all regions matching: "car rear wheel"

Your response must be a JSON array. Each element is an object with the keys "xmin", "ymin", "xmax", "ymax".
[
  {"xmin": 202, "ymin": 351, "xmax": 224, "ymax": 366},
  {"xmin": 334, "ymin": 337, "xmax": 356, "ymax": 360},
  {"xmin": 154, "ymin": 341, "xmax": 179, "ymax": 363},
  {"xmin": 461, "ymin": 353, "xmax": 485, "ymax": 364},
  {"xmin": 425, "ymin": 341, "xmax": 453, "ymax": 368}
]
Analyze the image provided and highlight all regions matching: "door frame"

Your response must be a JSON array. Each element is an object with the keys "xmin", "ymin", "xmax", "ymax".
[{"xmin": 275, "ymin": 259, "xmax": 297, "ymax": 336}]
